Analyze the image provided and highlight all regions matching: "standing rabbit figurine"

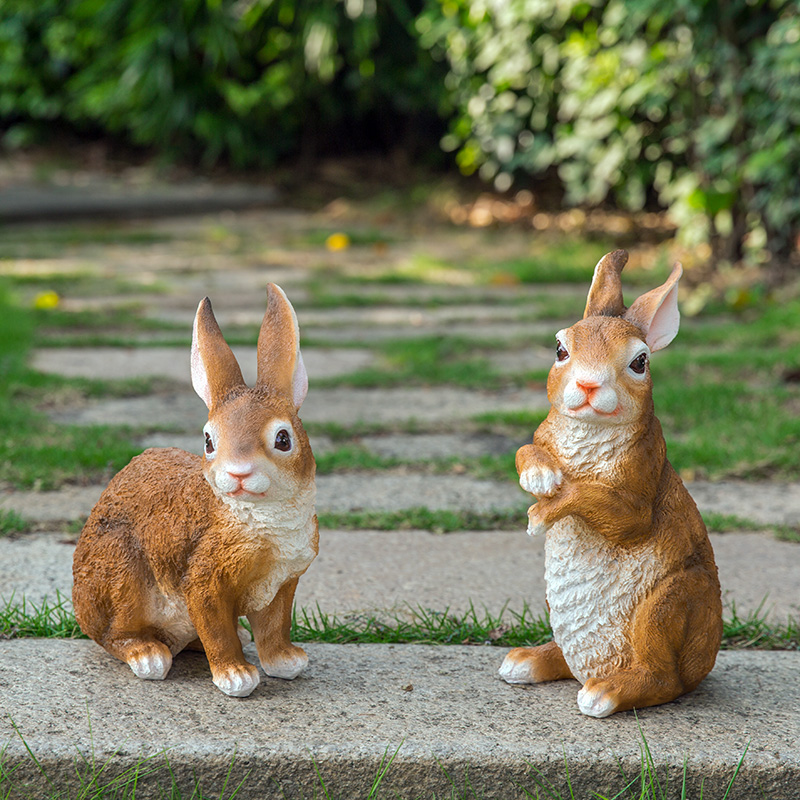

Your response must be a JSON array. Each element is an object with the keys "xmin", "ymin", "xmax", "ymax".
[
  {"xmin": 500, "ymin": 250, "xmax": 721, "ymax": 718},
  {"xmin": 73, "ymin": 284, "xmax": 317, "ymax": 697}
]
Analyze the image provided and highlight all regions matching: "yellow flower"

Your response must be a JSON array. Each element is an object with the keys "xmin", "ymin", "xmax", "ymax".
[
  {"xmin": 33, "ymin": 291, "xmax": 60, "ymax": 310},
  {"xmin": 325, "ymin": 232, "xmax": 350, "ymax": 251}
]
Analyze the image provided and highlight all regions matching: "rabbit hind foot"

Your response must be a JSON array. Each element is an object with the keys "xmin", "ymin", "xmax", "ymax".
[
  {"xmin": 119, "ymin": 639, "xmax": 173, "ymax": 681},
  {"xmin": 499, "ymin": 641, "xmax": 574, "ymax": 685},
  {"xmin": 576, "ymin": 668, "xmax": 684, "ymax": 718}
]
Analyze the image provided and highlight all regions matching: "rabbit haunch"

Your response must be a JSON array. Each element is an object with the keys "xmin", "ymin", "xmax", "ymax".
[
  {"xmin": 502, "ymin": 250, "xmax": 721, "ymax": 718},
  {"xmin": 72, "ymin": 284, "xmax": 318, "ymax": 698}
]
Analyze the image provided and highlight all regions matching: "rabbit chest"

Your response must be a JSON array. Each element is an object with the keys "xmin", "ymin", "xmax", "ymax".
[
  {"xmin": 545, "ymin": 517, "xmax": 662, "ymax": 683},
  {"xmin": 220, "ymin": 493, "xmax": 318, "ymax": 614}
]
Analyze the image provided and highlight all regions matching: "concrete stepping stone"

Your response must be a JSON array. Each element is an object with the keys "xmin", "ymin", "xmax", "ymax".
[
  {"xmin": 32, "ymin": 346, "xmax": 375, "ymax": 384},
  {"xmin": 0, "ymin": 181, "xmax": 278, "ymax": 222},
  {"xmin": 316, "ymin": 474, "xmax": 527, "ymax": 513},
  {"xmin": 138, "ymin": 431, "xmax": 337, "ymax": 456},
  {"xmin": 357, "ymin": 432, "xmax": 521, "ymax": 460},
  {"xmin": 47, "ymin": 386, "xmax": 551, "ymax": 429},
  {"xmin": 137, "ymin": 432, "xmax": 516, "ymax": 461},
  {"xmin": 2, "ymin": 530, "xmax": 798, "ymax": 623},
  {"xmin": 0, "ymin": 641, "xmax": 797, "ymax": 798},
  {"xmin": 299, "ymin": 319, "xmax": 565, "ymax": 343},
  {"xmin": 3, "ymin": 478, "xmax": 800, "ymax": 529}
]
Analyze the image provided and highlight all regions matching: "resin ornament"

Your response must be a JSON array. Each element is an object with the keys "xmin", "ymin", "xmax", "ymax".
[
  {"xmin": 500, "ymin": 250, "xmax": 721, "ymax": 718},
  {"xmin": 73, "ymin": 284, "xmax": 317, "ymax": 697}
]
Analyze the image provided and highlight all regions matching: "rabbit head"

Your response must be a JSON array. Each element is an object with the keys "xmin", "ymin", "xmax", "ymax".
[
  {"xmin": 191, "ymin": 283, "xmax": 315, "ymax": 504},
  {"xmin": 546, "ymin": 250, "xmax": 682, "ymax": 427}
]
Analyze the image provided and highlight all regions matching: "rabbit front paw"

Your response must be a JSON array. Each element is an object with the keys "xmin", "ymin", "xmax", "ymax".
[
  {"xmin": 212, "ymin": 663, "xmax": 261, "ymax": 697},
  {"xmin": 519, "ymin": 464, "xmax": 562, "ymax": 498},
  {"xmin": 126, "ymin": 642, "xmax": 173, "ymax": 681},
  {"xmin": 526, "ymin": 504, "xmax": 549, "ymax": 536}
]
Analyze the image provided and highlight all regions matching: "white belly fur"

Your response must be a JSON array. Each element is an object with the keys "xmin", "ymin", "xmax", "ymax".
[{"xmin": 545, "ymin": 516, "xmax": 662, "ymax": 683}]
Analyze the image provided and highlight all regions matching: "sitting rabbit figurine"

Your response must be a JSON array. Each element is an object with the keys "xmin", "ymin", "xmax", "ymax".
[
  {"xmin": 73, "ymin": 284, "xmax": 317, "ymax": 697},
  {"xmin": 500, "ymin": 250, "xmax": 721, "ymax": 717}
]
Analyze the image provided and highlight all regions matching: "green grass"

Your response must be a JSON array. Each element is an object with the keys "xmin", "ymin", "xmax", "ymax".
[
  {"xmin": 0, "ymin": 283, "xmax": 143, "ymax": 489},
  {"xmin": 472, "ymin": 410, "xmax": 549, "ymax": 433},
  {"xmin": 295, "ymin": 227, "xmax": 395, "ymax": 247},
  {"xmin": 0, "ymin": 223, "xmax": 173, "ymax": 259},
  {"xmin": 318, "ymin": 336, "xmax": 503, "ymax": 389},
  {"xmin": 2, "ymin": 271, "xmax": 168, "ymax": 299},
  {"xmin": 0, "ymin": 728, "xmax": 750, "ymax": 800},
  {"xmin": 701, "ymin": 512, "xmax": 800, "ymax": 542},
  {"xmin": 31, "ymin": 304, "xmax": 186, "ymax": 346},
  {"xmin": 517, "ymin": 718, "xmax": 748, "ymax": 800},
  {"xmin": 0, "ymin": 509, "xmax": 30, "ymax": 536},
  {"xmin": 318, "ymin": 507, "xmax": 525, "ymax": 533},
  {"xmin": 651, "ymin": 295, "xmax": 800, "ymax": 478},
  {"xmin": 3, "ymin": 594, "xmax": 797, "ymax": 651},
  {"xmin": 316, "ymin": 445, "xmax": 519, "ymax": 483},
  {"xmin": 1, "ymin": 724, "xmax": 249, "ymax": 800},
  {"xmin": 315, "ymin": 445, "xmax": 402, "ymax": 475}
]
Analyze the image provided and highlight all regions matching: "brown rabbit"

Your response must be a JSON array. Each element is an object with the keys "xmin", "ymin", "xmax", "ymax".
[
  {"xmin": 72, "ymin": 284, "xmax": 317, "ymax": 697},
  {"xmin": 499, "ymin": 250, "xmax": 721, "ymax": 717}
]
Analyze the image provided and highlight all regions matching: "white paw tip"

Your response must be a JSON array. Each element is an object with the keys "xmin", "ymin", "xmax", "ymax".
[
  {"xmin": 263, "ymin": 653, "xmax": 308, "ymax": 680},
  {"xmin": 129, "ymin": 652, "xmax": 171, "ymax": 681},
  {"xmin": 519, "ymin": 467, "xmax": 562, "ymax": 497},
  {"xmin": 577, "ymin": 686, "xmax": 616, "ymax": 718},
  {"xmin": 526, "ymin": 517, "xmax": 548, "ymax": 537},
  {"xmin": 214, "ymin": 668, "xmax": 260, "ymax": 697},
  {"xmin": 499, "ymin": 656, "xmax": 534, "ymax": 685}
]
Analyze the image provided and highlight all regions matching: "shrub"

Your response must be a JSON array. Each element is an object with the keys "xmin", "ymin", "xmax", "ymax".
[
  {"xmin": 0, "ymin": 0, "xmax": 448, "ymax": 166},
  {"xmin": 419, "ymin": 0, "xmax": 800, "ymax": 275}
]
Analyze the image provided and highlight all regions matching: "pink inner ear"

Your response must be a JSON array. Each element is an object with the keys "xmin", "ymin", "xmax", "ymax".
[
  {"xmin": 645, "ymin": 282, "xmax": 680, "ymax": 352},
  {"xmin": 293, "ymin": 349, "xmax": 308, "ymax": 409},
  {"xmin": 191, "ymin": 317, "xmax": 213, "ymax": 409}
]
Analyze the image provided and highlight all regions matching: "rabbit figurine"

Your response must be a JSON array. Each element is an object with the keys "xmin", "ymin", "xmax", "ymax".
[
  {"xmin": 499, "ymin": 250, "xmax": 721, "ymax": 718},
  {"xmin": 72, "ymin": 284, "xmax": 317, "ymax": 697}
]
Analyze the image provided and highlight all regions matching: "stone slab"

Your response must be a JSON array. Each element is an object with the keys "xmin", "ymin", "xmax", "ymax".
[
  {"xmin": 47, "ymin": 386, "xmax": 551, "ymax": 429},
  {"xmin": 297, "ymin": 319, "xmax": 564, "ymax": 344},
  {"xmin": 0, "ymin": 641, "xmax": 797, "ymax": 799},
  {"xmin": 32, "ymin": 346, "xmax": 375, "ymax": 383},
  {"xmin": 0, "ymin": 182, "xmax": 278, "ymax": 222},
  {"xmin": 4, "ymin": 477, "xmax": 800, "ymax": 528},
  {"xmin": 2, "ymin": 530, "xmax": 797, "ymax": 623},
  {"xmin": 138, "ymin": 431, "xmax": 336, "ymax": 456},
  {"xmin": 358, "ymin": 432, "xmax": 522, "ymax": 460}
]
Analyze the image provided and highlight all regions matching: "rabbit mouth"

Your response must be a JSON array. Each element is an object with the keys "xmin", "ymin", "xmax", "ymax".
[
  {"xmin": 567, "ymin": 402, "xmax": 621, "ymax": 419},
  {"xmin": 227, "ymin": 488, "xmax": 268, "ymax": 498}
]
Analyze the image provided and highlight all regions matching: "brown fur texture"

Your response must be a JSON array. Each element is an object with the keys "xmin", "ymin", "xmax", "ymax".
[
  {"xmin": 73, "ymin": 285, "xmax": 317, "ymax": 697},
  {"xmin": 500, "ymin": 252, "xmax": 722, "ymax": 718}
]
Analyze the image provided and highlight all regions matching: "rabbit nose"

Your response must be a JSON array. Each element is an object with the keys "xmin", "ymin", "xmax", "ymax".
[
  {"xmin": 576, "ymin": 379, "xmax": 601, "ymax": 397},
  {"xmin": 226, "ymin": 465, "xmax": 254, "ymax": 480}
]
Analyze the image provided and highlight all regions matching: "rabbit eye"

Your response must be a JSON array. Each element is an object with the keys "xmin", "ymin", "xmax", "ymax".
[
  {"xmin": 556, "ymin": 340, "xmax": 569, "ymax": 362},
  {"xmin": 204, "ymin": 431, "xmax": 216, "ymax": 457},
  {"xmin": 629, "ymin": 353, "xmax": 648, "ymax": 374},
  {"xmin": 274, "ymin": 429, "xmax": 292, "ymax": 452}
]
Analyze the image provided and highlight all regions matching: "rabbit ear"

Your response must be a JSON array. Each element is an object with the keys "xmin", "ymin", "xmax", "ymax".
[
  {"xmin": 191, "ymin": 297, "xmax": 246, "ymax": 409},
  {"xmin": 624, "ymin": 262, "xmax": 683, "ymax": 351},
  {"xmin": 583, "ymin": 250, "xmax": 629, "ymax": 318},
  {"xmin": 256, "ymin": 283, "xmax": 308, "ymax": 410}
]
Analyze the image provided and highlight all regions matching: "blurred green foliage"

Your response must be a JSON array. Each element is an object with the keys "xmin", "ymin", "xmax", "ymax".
[
  {"xmin": 419, "ymin": 0, "xmax": 800, "ymax": 274},
  {"xmin": 1, "ymin": 0, "xmax": 798, "ymax": 273},
  {"xmin": 0, "ymin": 0, "xmax": 447, "ymax": 165}
]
